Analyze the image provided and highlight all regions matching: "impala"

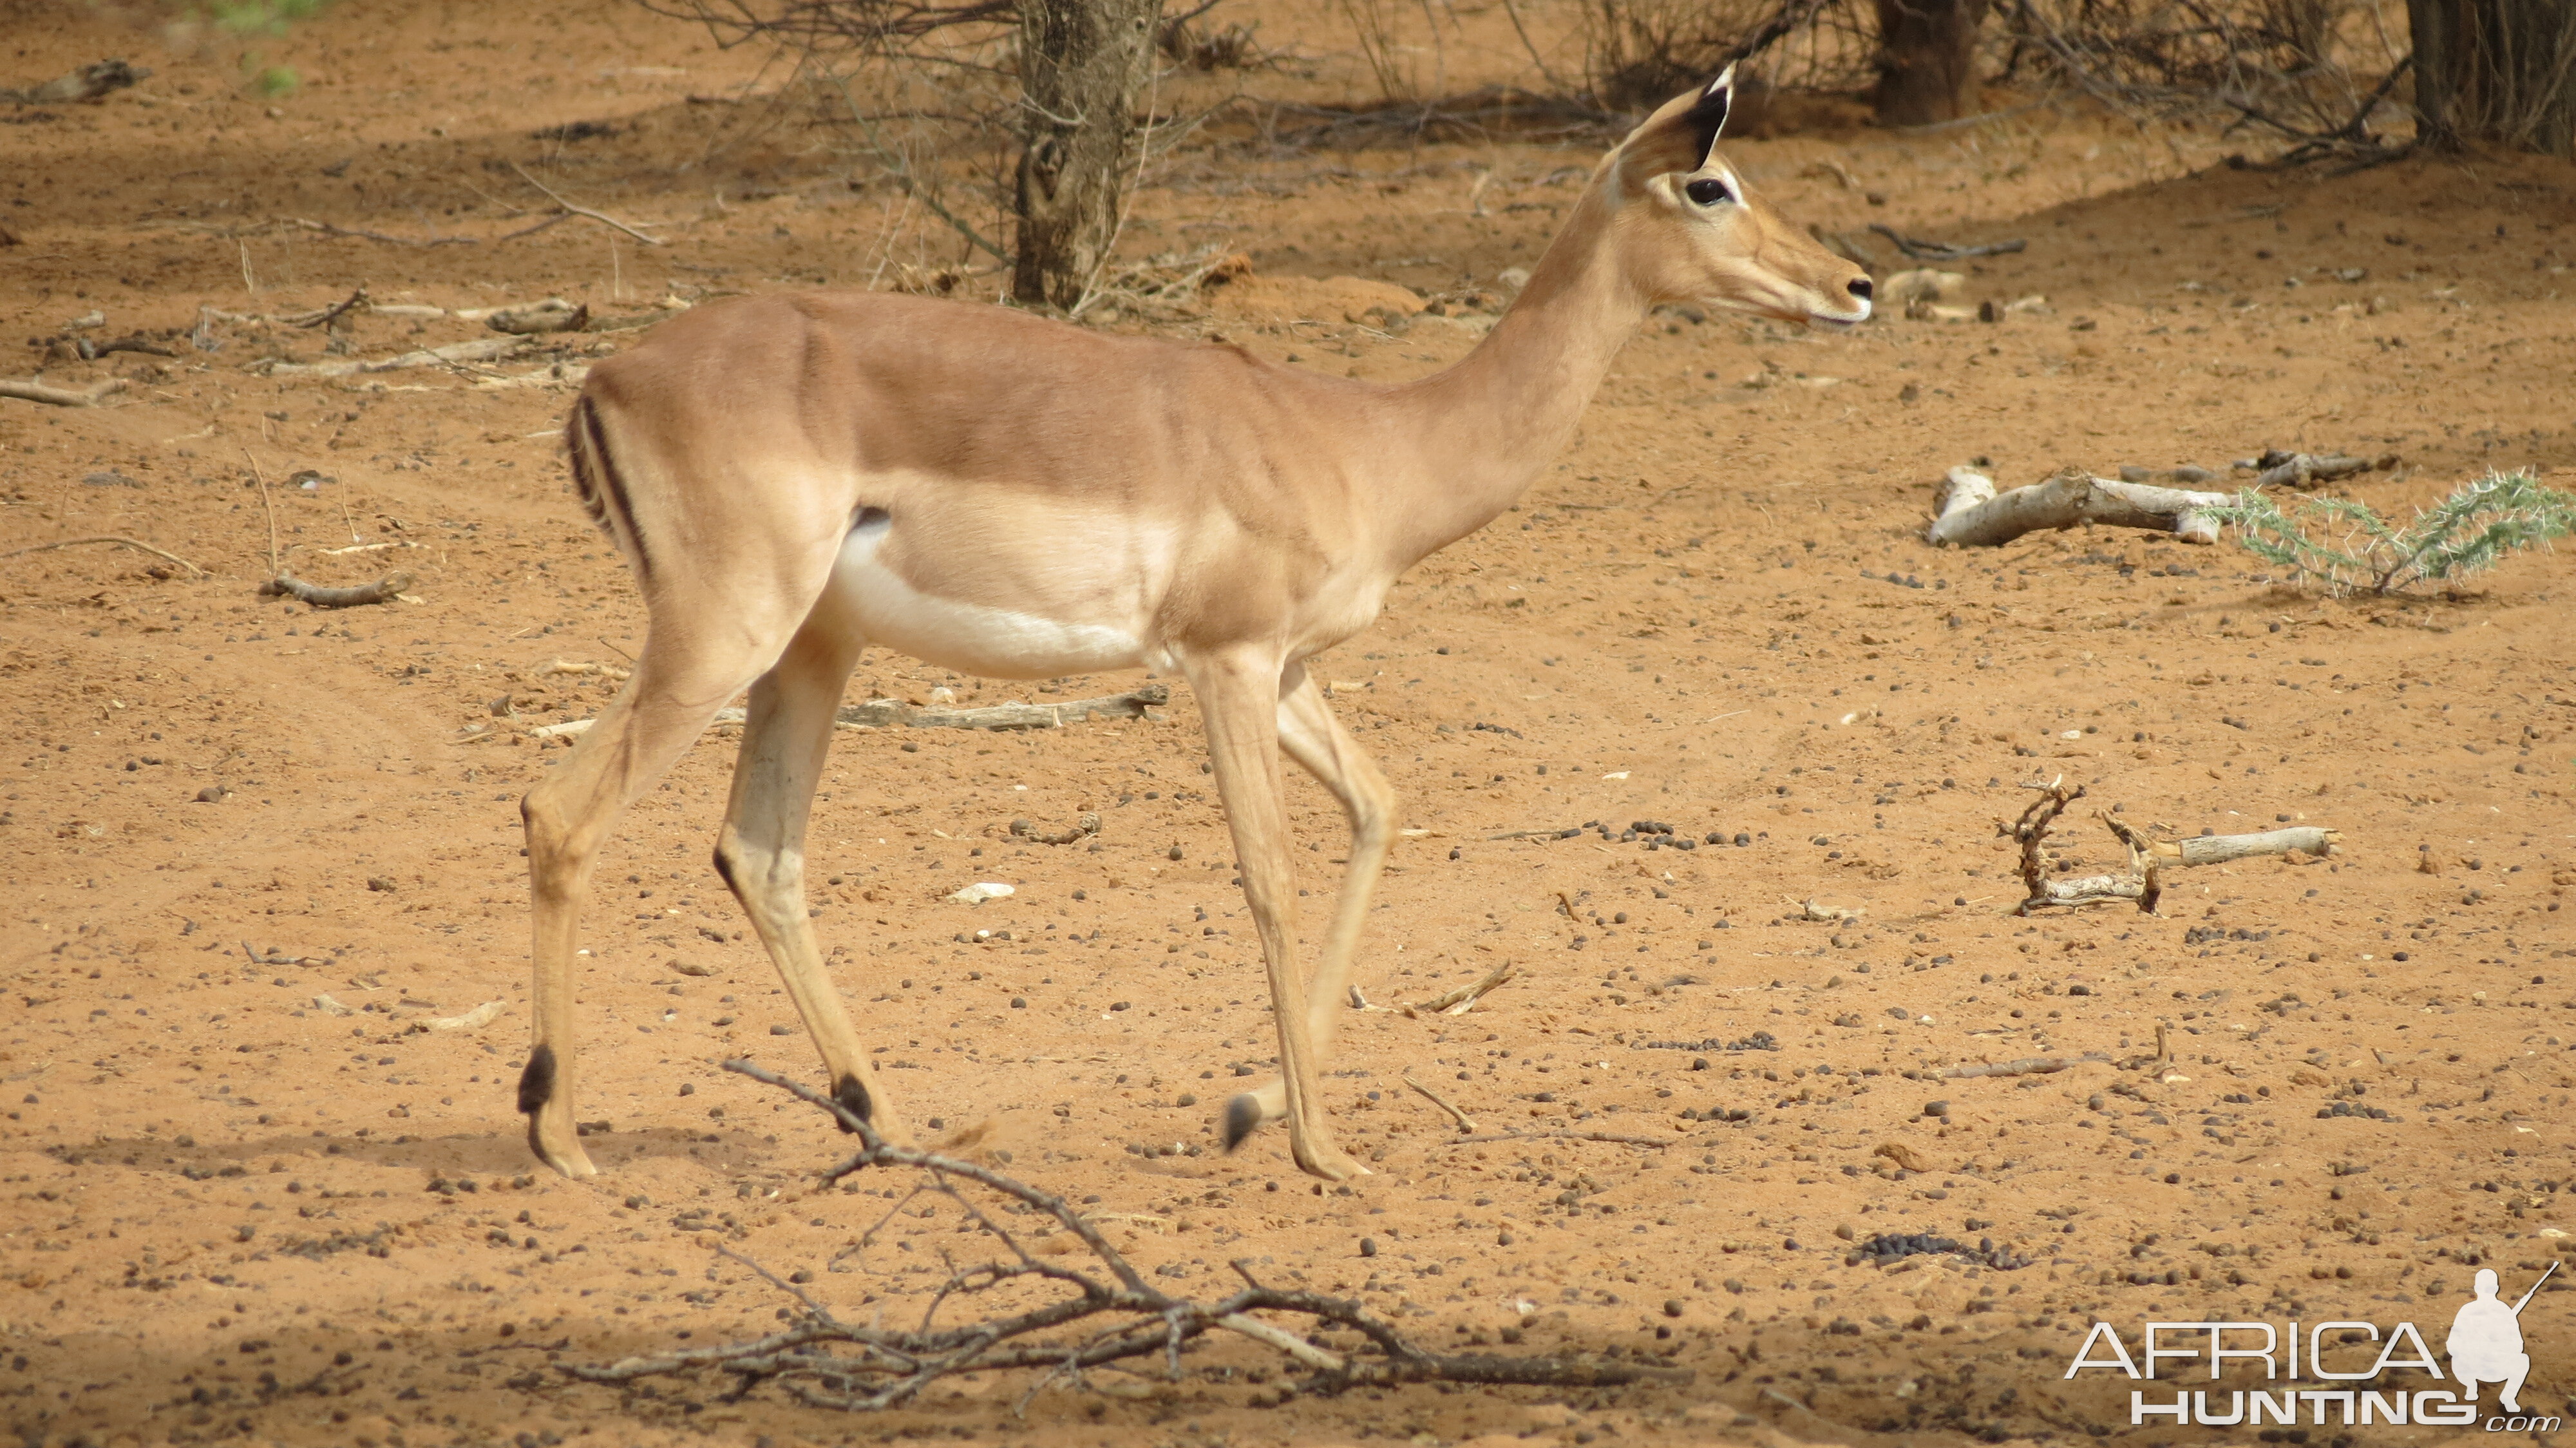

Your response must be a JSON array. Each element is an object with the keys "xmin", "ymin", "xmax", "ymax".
[{"xmin": 516, "ymin": 67, "xmax": 1870, "ymax": 1181}]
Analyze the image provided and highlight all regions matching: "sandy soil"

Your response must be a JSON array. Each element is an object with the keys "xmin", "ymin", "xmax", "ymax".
[{"xmin": 5, "ymin": 3, "xmax": 2575, "ymax": 1445}]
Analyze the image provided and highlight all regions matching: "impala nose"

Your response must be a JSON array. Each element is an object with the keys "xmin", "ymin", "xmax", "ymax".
[{"xmin": 1848, "ymin": 277, "xmax": 1873, "ymax": 303}]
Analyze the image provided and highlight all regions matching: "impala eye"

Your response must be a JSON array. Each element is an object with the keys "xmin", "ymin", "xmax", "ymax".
[{"xmin": 1685, "ymin": 177, "xmax": 1732, "ymax": 207}]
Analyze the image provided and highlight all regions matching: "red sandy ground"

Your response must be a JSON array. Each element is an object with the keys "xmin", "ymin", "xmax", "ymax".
[{"xmin": 3, "ymin": 3, "xmax": 2573, "ymax": 1447}]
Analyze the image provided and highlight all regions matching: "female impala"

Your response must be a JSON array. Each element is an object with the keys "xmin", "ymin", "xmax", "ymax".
[{"xmin": 516, "ymin": 68, "xmax": 1868, "ymax": 1182}]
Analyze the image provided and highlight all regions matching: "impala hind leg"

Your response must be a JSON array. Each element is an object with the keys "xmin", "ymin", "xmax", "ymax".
[
  {"xmin": 1223, "ymin": 663, "xmax": 1397, "ymax": 1152},
  {"xmin": 521, "ymin": 653, "xmax": 770, "ymax": 1177},
  {"xmin": 1190, "ymin": 651, "xmax": 1368, "ymax": 1182},
  {"xmin": 710, "ymin": 616, "xmax": 909, "ymax": 1145}
]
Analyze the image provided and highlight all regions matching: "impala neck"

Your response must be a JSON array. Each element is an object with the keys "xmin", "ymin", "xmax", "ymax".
[{"xmin": 1384, "ymin": 182, "xmax": 1650, "ymax": 567}]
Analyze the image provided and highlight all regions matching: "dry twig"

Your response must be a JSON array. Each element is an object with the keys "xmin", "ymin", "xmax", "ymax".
[
  {"xmin": 1401, "ymin": 1078, "xmax": 1477, "ymax": 1134},
  {"xmin": 0, "ymin": 535, "xmax": 204, "ymax": 575},
  {"xmin": 258, "ymin": 572, "xmax": 413, "ymax": 608},
  {"xmin": 1434, "ymin": 1130, "xmax": 1672, "ymax": 1149},
  {"xmin": 0, "ymin": 377, "xmax": 127, "ymax": 407},
  {"xmin": 1406, "ymin": 961, "xmax": 1517, "ymax": 1016},
  {"xmin": 1934, "ymin": 1054, "xmax": 2109, "ymax": 1080},
  {"xmin": 564, "ymin": 1060, "xmax": 1690, "ymax": 1410},
  {"xmin": 540, "ymin": 683, "xmax": 1172, "ymax": 741},
  {"xmin": 509, "ymin": 162, "xmax": 667, "ymax": 247},
  {"xmin": 1867, "ymin": 225, "xmax": 2025, "ymax": 261}
]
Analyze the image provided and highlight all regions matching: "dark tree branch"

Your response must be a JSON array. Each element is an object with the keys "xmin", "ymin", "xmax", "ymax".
[{"xmin": 565, "ymin": 1058, "xmax": 1693, "ymax": 1411}]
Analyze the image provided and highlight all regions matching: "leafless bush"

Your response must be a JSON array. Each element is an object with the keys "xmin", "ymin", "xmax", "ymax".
[
  {"xmin": 1582, "ymin": 0, "xmax": 1876, "ymax": 117},
  {"xmin": 2001, "ymin": 0, "xmax": 2411, "ymax": 157},
  {"xmin": 650, "ymin": 0, "xmax": 1024, "ymax": 271}
]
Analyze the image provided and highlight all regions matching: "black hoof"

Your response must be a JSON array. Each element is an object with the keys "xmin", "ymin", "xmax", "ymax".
[
  {"xmin": 831, "ymin": 1074, "xmax": 874, "ymax": 1132},
  {"xmin": 1222, "ymin": 1093, "xmax": 1262, "ymax": 1152}
]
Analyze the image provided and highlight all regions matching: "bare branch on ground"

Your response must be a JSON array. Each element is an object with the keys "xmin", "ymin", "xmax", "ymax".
[
  {"xmin": 1866, "ymin": 224, "xmax": 2025, "ymax": 260},
  {"xmin": 1, "ymin": 59, "xmax": 148, "ymax": 105},
  {"xmin": 533, "ymin": 684, "xmax": 1172, "ymax": 743},
  {"xmin": 1927, "ymin": 466, "xmax": 2231, "ymax": 547},
  {"xmin": 0, "ymin": 535, "xmax": 204, "ymax": 575},
  {"xmin": 1933, "ymin": 1054, "xmax": 2110, "ymax": 1080},
  {"xmin": 2007, "ymin": 781, "xmax": 2340, "ymax": 916},
  {"xmin": 1407, "ymin": 961, "xmax": 1517, "ymax": 1016},
  {"xmin": 508, "ymin": 162, "xmax": 668, "ymax": 246},
  {"xmin": 0, "ymin": 376, "xmax": 128, "ymax": 407},
  {"xmin": 1401, "ymin": 1077, "xmax": 1478, "ymax": 1133},
  {"xmin": 563, "ymin": 1060, "xmax": 1691, "ymax": 1411},
  {"xmin": 257, "ymin": 572, "xmax": 414, "ymax": 608},
  {"xmin": 256, "ymin": 338, "xmax": 531, "ymax": 379}
]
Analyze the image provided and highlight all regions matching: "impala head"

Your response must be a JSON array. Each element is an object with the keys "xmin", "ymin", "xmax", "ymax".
[{"xmin": 1609, "ymin": 67, "xmax": 1872, "ymax": 328}]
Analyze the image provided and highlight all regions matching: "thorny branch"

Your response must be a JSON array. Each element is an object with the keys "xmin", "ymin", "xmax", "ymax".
[{"xmin": 565, "ymin": 1060, "xmax": 1690, "ymax": 1411}]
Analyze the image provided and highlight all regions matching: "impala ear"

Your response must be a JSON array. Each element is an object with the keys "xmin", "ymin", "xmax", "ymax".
[
  {"xmin": 1685, "ymin": 64, "xmax": 1736, "ymax": 164},
  {"xmin": 1622, "ymin": 64, "xmax": 1736, "ymax": 180}
]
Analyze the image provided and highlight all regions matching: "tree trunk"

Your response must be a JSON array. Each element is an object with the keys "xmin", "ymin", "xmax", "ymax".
[
  {"xmin": 2407, "ymin": 0, "xmax": 2576, "ymax": 157},
  {"xmin": 1871, "ymin": 0, "xmax": 1988, "ymax": 128},
  {"xmin": 1012, "ymin": 0, "xmax": 1162, "ymax": 310}
]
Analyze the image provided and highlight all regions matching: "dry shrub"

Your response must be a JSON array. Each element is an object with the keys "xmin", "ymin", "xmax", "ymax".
[
  {"xmin": 1582, "ymin": 0, "xmax": 1876, "ymax": 117},
  {"xmin": 2005, "ymin": 0, "xmax": 2410, "ymax": 146}
]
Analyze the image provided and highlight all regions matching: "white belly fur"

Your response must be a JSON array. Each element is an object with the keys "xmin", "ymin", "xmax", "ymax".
[{"xmin": 828, "ymin": 519, "xmax": 1149, "ymax": 680}]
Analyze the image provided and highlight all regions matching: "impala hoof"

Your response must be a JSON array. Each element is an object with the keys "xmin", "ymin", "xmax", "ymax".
[{"xmin": 1221, "ymin": 1092, "xmax": 1262, "ymax": 1152}]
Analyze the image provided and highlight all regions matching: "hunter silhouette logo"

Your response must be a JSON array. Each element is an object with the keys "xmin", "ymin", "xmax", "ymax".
[
  {"xmin": 2448, "ymin": 1262, "xmax": 2554, "ymax": 1415},
  {"xmin": 2065, "ymin": 1259, "xmax": 2563, "ymax": 1430}
]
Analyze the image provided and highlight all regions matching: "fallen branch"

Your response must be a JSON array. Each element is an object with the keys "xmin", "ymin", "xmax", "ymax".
[
  {"xmin": 1868, "ymin": 224, "xmax": 2025, "ymax": 260},
  {"xmin": 1401, "ymin": 1078, "xmax": 1477, "ymax": 1134},
  {"xmin": 2116, "ymin": 464, "xmax": 2221, "ymax": 487},
  {"xmin": 2, "ymin": 58, "xmax": 148, "ymax": 105},
  {"xmin": 2143, "ymin": 826, "xmax": 2339, "ymax": 866},
  {"xmin": 882, "ymin": 684, "xmax": 1171, "ymax": 731},
  {"xmin": 2008, "ymin": 784, "xmax": 2341, "ymax": 917},
  {"xmin": 1934, "ymin": 1053, "xmax": 2108, "ymax": 1080},
  {"xmin": 2005, "ymin": 780, "xmax": 2155, "ymax": 915},
  {"xmin": 0, "ymin": 535, "xmax": 204, "ymax": 575},
  {"xmin": 422, "ymin": 1000, "xmax": 507, "ymax": 1031},
  {"xmin": 258, "ymin": 571, "xmax": 413, "ymax": 608},
  {"xmin": 1434, "ymin": 1130, "xmax": 1672, "ymax": 1149},
  {"xmin": 1, "ymin": 376, "xmax": 127, "ymax": 407},
  {"xmin": 373, "ymin": 301, "xmax": 539, "ymax": 321},
  {"xmin": 1406, "ymin": 961, "xmax": 1516, "ymax": 1016},
  {"xmin": 536, "ymin": 684, "xmax": 1173, "ymax": 743},
  {"xmin": 1009, "ymin": 812, "xmax": 1101, "ymax": 846},
  {"xmin": 289, "ymin": 287, "xmax": 372, "ymax": 330},
  {"xmin": 2240, "ymin": 450, "xmax": 2396, "ymax": 491},
  {"xmin": 509, "ymin": 162, "xmax": 667, "ymax": 246},
  {"xmin": 1484, "ymin": 824, "xmax": 1586, "ymax": 841},
  {"xmin": 1929, "ymin": 466, "xmax": 2230, "ymax": 547},
  {"xmin": 256, "ymin": 337, "xmax": 530, "ymax": 379},
  {"xmin": 284, "ymin": 217, "xmax": 479, "ymax": 248},
  {"xmin": 564, "ymin": 1059, "xmax": 1689, "ymax": 1410},
  {"xmin": 485, "ymin": 300, "xmax": 591, "ymax": 336}
]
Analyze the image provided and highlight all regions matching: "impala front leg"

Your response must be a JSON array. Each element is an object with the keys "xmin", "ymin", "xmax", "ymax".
[
  {"xmin": 1224, "ymin": 664, "xmax": 1396, "ymax": 1152},
  {"xmin": 1188, "ymin": 650, "xmax": 1368, "ymax": 1182}
]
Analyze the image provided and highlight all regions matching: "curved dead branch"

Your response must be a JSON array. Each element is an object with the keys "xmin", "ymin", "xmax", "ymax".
[{"xmin": 565, "ymin": 1059, "xmax": 1692, "ymax": 1411}]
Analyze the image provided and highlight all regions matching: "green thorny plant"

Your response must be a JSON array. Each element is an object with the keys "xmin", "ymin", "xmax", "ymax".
[
  {"xmin": 2206, "ymin": 469, "xmax": 2576, "ymax": 596},
  {"xmin": 195, "ymin": 0, "xmax": 329, "ymax": 95}
]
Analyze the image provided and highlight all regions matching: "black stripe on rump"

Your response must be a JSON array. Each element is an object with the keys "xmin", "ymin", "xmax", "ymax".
[{"xmin": 569, "ymin": 394, "xmax": 652, "ymax": 584}]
